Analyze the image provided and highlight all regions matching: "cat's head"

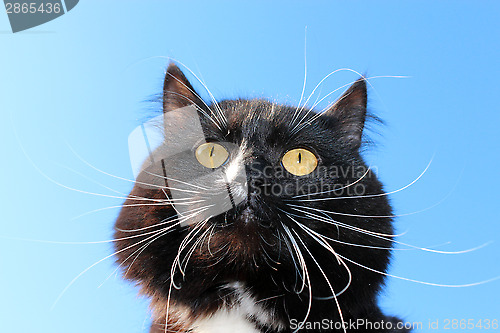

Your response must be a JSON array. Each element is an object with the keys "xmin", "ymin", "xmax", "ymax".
[{"xmin": 114, "ymin": 63, "xmax": 394, "ymax": 318}]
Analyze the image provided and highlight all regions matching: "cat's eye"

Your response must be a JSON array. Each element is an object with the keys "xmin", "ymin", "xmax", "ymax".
[
  {"xmin": 282, "ymin": 148, "xmax": 318, "ymax": 176},
  {"xmin": 195, "ymin": 142, "xmax": 229, "ymax": 169}
]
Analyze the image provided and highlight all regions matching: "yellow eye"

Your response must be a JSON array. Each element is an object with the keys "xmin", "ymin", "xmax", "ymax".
[
  {"xmin": 282, "ymin": 148, "xmax": 318, "ymax": 176},
  {"xmin": 195, "ymin": 142, "xmax": 229, "ymax": 169}
]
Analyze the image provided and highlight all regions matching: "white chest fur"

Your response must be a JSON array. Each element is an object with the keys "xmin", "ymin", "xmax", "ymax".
[{"xmin": 190, "ymin": 282, "xmax": 283, "ymax": 333}]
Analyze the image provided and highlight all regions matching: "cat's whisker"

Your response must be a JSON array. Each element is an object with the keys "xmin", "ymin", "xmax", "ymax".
[
  {"xmin": 180, "ymin": 224, "xmax": 214, "ymax": 273},
  {"xmin": 52, "ymin": 160, "xmax": 132, "ymax": 197},
  {"xmin": 102, "ymin": 224, "xmax": 180, "ymax": 288},
  {"xmin": 290, "ymin": 80, "xmax": 357, "ymax": 136},
  {"xmin": 290, "ymin": 68, "xmax": 372, "ymax": 135},
  {"xmin": 291, "ymin": 206, "xmax": 407, "ymax": 240},
  {"xmin": 172, "ymin": 219, "xmax": 210, "ymax": 281},
  {"xmin": 202, "ymin": 243, "xmax": 232, "ymax": 269},
  {"xmin": 115, "ymin": 210, "xmax": 177, "ymax": 232},
  {"xmin": 287, "ymin": 206, "xmax": 469, "ymax": 256},
  {"xmin": 291, "ymin": 74, "xmax": 408, "ymax": 136},
  {"xmin": 123, "ymin": 228, "xmax": 179, "ymax": 282},
  {"xmin": 13, "ymin": 123, "xmax": 163, "ymax": 206},
  {"xmin": 280, "ymin": 228, "xmax": 305, "ymax": 293},
  {"xmin": 66, "ymin": 142, "xmax": 186, "ymax": 198},
  {"xmin": 67, "ymin": 142, "xmax": 211, "ymax": 196},
  {"xmin": 165, "ymin": 262, "xmax": 176, "ymax": 333},
  {"xmin": 143, "ymin": 170, "xmax": 210, "ymax": 192},
  {"xmin": 0, "ymin": 227, "xmax": 174, "ymax": 246},
  {"xmin": 115, "ymin": 205, "xmax": 207, "ymax": 233},
  {"xmin": 292, "ymin": 228, "xmax": 348, "ymax": 333},
  {"xmin": 289, "ymin": 27, "xmax": 308, "ymax": 129},
  {"xmin": 72, "ymin": 196, "xmax": 209, "ymax": 220},
  {"xmin": 339, "ymin": 252, "xmax": 500, "ymax": 288},
  {"xmin": 72, "ymin": 202, "xmax": 166, "ymax": 221},
  {"xmin": 315, "ymin": 74, "xmax": 409, "ymax": 114},
  {"xmin": 11, "ymin": 152, "xmax": 163, "ymax": 203},
  {"xmin": 282, "ymin": 225, "xmax": 313, "ymax": 333},
  {"xmin": 286, "ymin": 165, "xmax": 468, "ymax": 222},
  {"xmin": 297, "ymin": 222, "xmax": 352, "ymax": 299},
  {"xmin": 283, "ymin": 225, "xmax": 308, "ymax": 293},
  {"xmin": 51, "ymin": 222, "xmax": 180, "ymax": 311},
  {"xmin": 259, "ymin": 244, "xmax": 280, "ymax": 271},
  {"xmin": 287, "ymin": 204, "xmax": 394, "ymax": 233},
  {"xmin": 56, "ymin": 203, "xmax": 208, "ymax": 312},
  {"xmin": 290, "ymin": 68, "xmax": 356, "ymax": 133},
  {"xmin": 289, "ymin": 206, "xmax": 490, "ymax": 255},
  {"xmin": 291, "ymin": 165, "xmax": 372, "ymax": 199},
  {"xmin": 289, "ymin": 218, "xmax": 352, "ymax": 297},
  {"xmin": 206, "ymin": 224, "xmax": 216, "ymax": 256},
  {"xmin": 115, "ymin": 204, "xmax": 211, "ymax": 235},
  {"xmin": 293, "ymin": 155, "xmax": 433, "ymax": 200}
]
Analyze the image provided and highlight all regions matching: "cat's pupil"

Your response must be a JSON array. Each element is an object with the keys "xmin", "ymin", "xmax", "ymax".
[{"xmin": 298, "ymin": 152, "xmax": 302, "ymax": 164}]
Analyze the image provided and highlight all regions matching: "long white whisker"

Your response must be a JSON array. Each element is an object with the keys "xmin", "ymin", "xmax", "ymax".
[
  {"xmin": 50, "ymin": 222, "xmax": 180, "ymax": 310},
  {"xmin": 279, "ymin": 229, "xmax": 304, "ymax": 292},
  {"xmin": 143, "ymin": 170, "xmax": 211, "ymax": 191},
  {"xmin": 67, "ymin": 142, "xmax": 207, "ymax": 194},
  {"xmin": 289, "ymin": 219, "xmax": 352, "ymax": 297},
  {"xmin": 292, "ymin": 166, "xmax": 372, "ymax": 199},
  {"xmin": 295, "ymin": 156, "xmax": 433, "ymax": 201},
  {"xmin": 115, "ymin": 205, "xmax": 205, "ymax": 234},
  {"xmin": 340, "ymin": 253, "xmax": 500, "ymax": 288},
  {"xmin": 291, "ymin": 229, "xmax": 348, "ymax": 333},
  {"xmin": 287, "ymin": 206, "xmax": 490, "ymax": 255},
  {"xmin": 180, "ymin": 224, "xmax": 214, "ymax": 273},
  {"xmin": 282, "ymin": 225, "xmax": 312, "ymax": 333},
  {"xmin": 100, "ymin": 223, "xmax": 180, "ymax": 288},
  {"xmin": 289, "ymin": 27, "xmax": 308, "ymax": 128},
  {"xmin": 172, "ymin": 220, "xmax": 209, "ymax": 281},
  {"xmin": 52, "ymin": 160, "xmax": 132, "ymax": 197},
  {"xmin": 286, "ymin": 163, "xmax": 466, "ymax": 223},
  {"xmin": 291, "ymin": 74, "xmax": 408, "ymax": 136}
]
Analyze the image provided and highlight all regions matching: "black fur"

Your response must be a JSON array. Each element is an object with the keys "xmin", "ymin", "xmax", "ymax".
[{"xmin": 114, "ymin": 63, "xmax": 409, "ymax": 332}]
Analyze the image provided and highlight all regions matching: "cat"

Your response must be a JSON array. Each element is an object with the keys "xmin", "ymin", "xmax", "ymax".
[{"xmin": 114, "ymin": 63, "xmax": 410, "ymax": 332}]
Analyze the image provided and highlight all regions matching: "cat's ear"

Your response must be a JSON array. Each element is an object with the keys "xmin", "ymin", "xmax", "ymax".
[
  {"xmin": 163, "ymin": 63, "xmax": 202, "ymax": 112},
  {"xmin": 325, "ymin": 78, "xmax": 367, "ymax": 149}
]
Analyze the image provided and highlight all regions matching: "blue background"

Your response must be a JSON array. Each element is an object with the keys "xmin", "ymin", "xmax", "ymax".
[{"xmin": 1, "ymin": 1, "xmax": 499, "ymax": 332}]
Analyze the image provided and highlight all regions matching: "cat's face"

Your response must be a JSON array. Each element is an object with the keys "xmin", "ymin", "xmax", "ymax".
[{"xmin": 114, "ymin": 64, "xmax": 394, "ymax": 320}]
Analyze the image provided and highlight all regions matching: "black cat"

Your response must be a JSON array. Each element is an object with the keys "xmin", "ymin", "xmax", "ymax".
[{"xmin": 114, "ymin": 63, "xmax": 409, "ymax": 332}]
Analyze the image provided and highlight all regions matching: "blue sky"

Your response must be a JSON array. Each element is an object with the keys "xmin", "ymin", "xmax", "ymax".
[{"xmin": 1, "ymin": 1, "xmax": 499, "ymax": 332}]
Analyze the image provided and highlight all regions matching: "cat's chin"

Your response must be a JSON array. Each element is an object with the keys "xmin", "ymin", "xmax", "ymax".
[{"xmin": 236, "ymin": 206, "xmax": 258, "ymax": 225}]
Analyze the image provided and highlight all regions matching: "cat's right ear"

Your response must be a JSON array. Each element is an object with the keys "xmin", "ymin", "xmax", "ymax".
[
  {"xmin": 324, "ymin": 78, "xmax": 367, "ymax": 150},
  {"xmin": 163, "ymin": 63, "xmax": 202, "ymax": 112}
]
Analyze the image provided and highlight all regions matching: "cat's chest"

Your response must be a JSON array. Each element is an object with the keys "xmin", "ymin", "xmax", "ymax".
[
  {"xmin": 191, "ymin": 308, "xmax": 261, "ymax": 333},
  {"xmin": 188, "ymin": 282, "xmax": 283, "ymax": 333}
]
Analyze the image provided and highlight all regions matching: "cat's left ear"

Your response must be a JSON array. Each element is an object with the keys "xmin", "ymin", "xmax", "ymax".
[{"xmin": 325, "ymin": 78, "xmax": 367, "ymax": 149}]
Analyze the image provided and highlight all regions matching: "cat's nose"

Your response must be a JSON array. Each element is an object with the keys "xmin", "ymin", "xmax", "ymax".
[
  {"xmin": 248, "ymin": 178, "xmax": 267, "ymax": 195},
  {"xmin": 245, "ymin": 159, "xmax": 270, "ymax": 197}
]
